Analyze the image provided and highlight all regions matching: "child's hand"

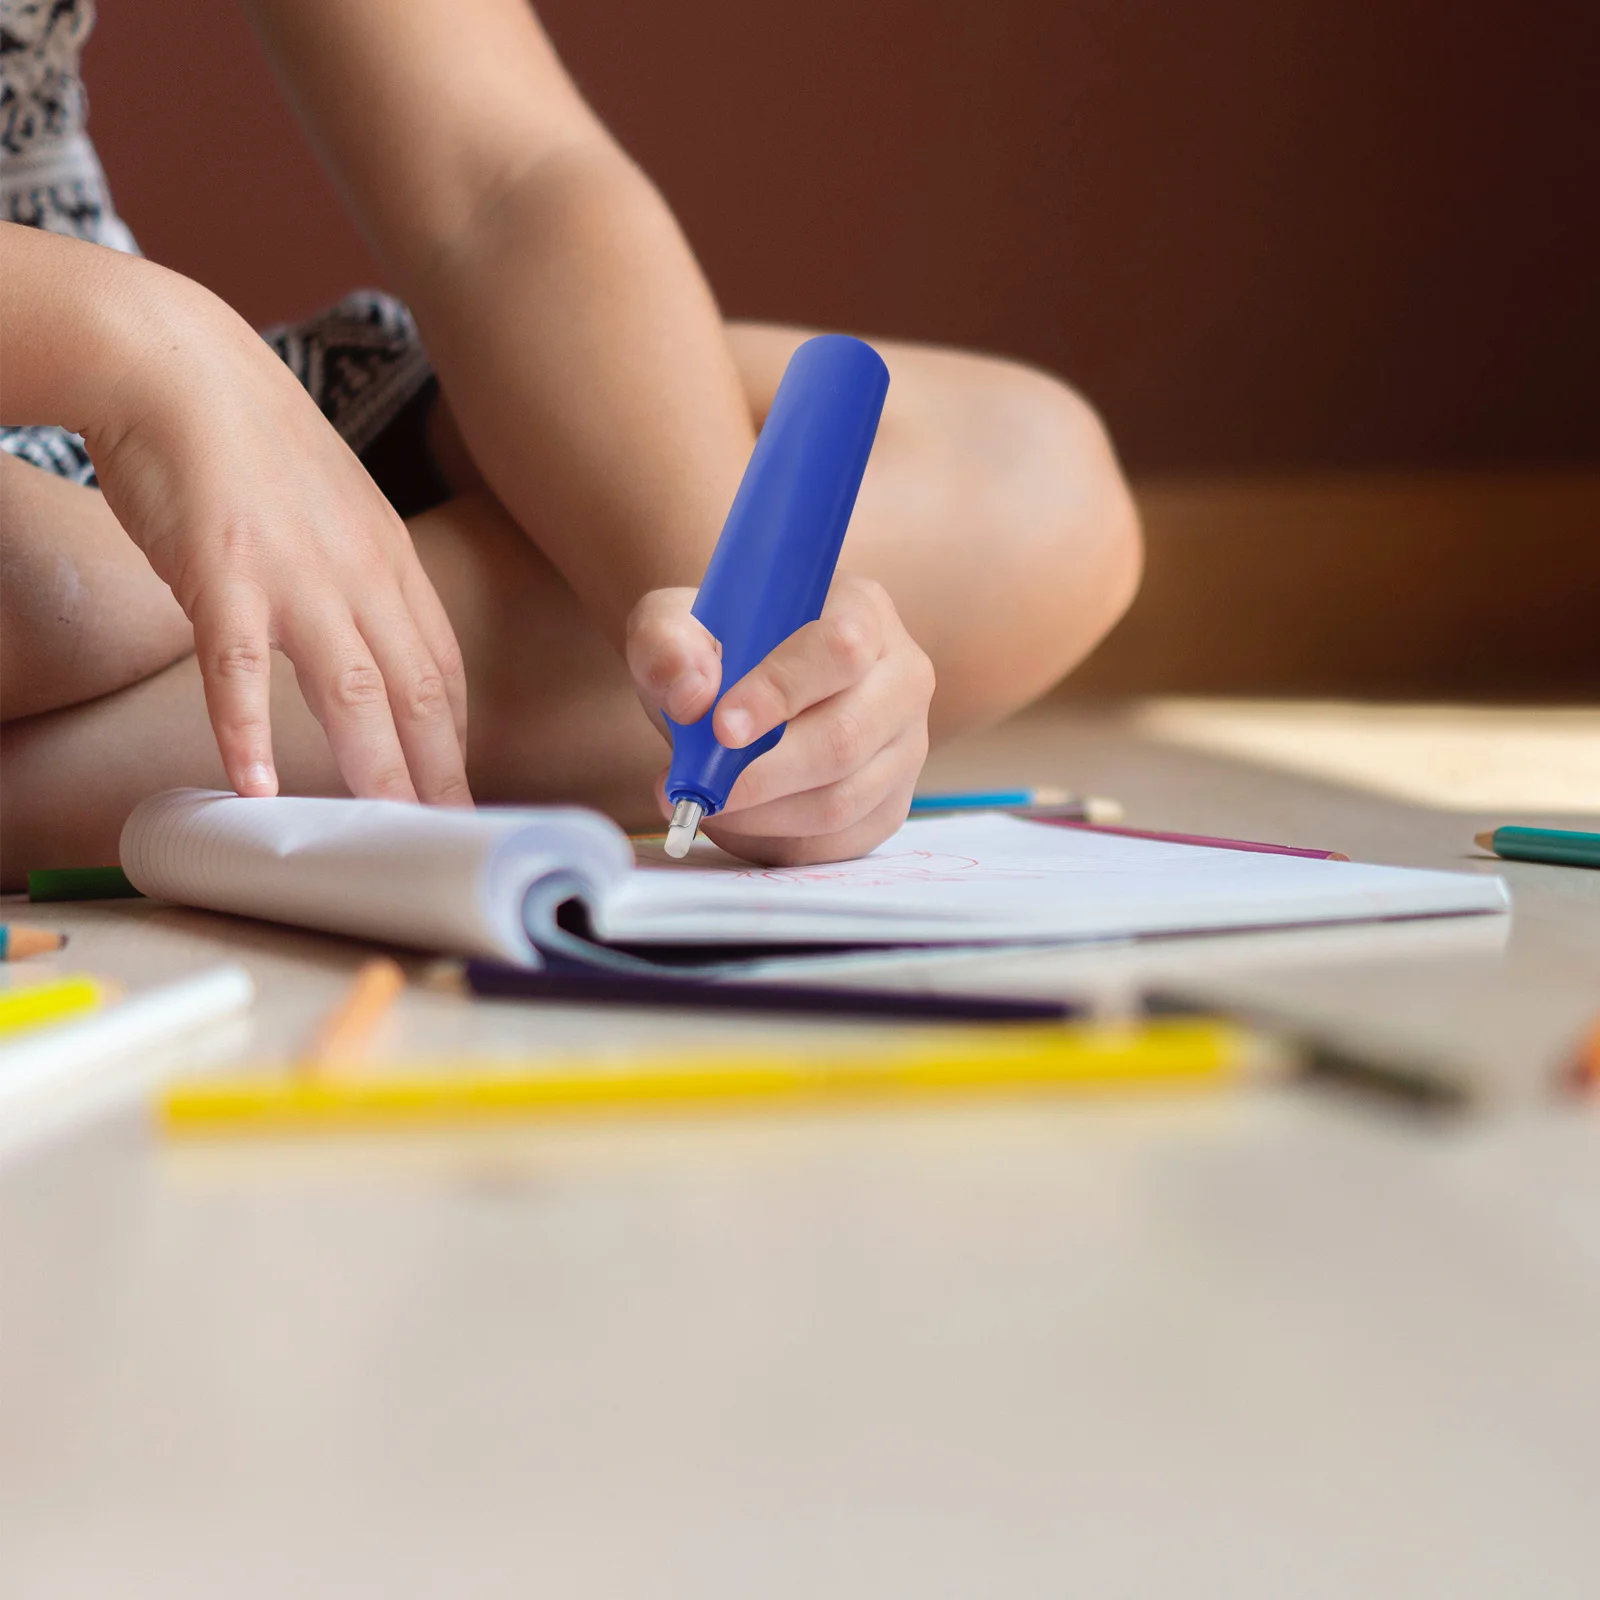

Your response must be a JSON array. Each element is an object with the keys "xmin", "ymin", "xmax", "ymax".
[
  {"xmin": 89, "ymin": 278, "xmax": 470, "ymax": 806},
  {"xmin": 627, "ymin": 574, "xmax": 935, "ymax": 865}
]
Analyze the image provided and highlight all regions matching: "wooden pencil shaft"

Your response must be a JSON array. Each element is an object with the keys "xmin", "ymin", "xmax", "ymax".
[
  {"xmin": 300, "ymin": 959, "xmax": 407, "ymax": 1072},
  {"xmin": 0, "ymin": 926, "xmax": 68, "ymax": 960},
  {"xmin": 1567, "ymin": 1016, "xmax": 1600, "ymax": 1093}
]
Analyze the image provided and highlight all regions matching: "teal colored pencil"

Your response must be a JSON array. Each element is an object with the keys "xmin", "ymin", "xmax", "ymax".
[
  {"xmin": 910, "ymin": 787, "xmax": 1123, "ymax": 822},
  {"xmin": 1475, "ymin": 826, "xmax": 1600, "ymax": 869},
  {"xmin": 911, "ymin": 787, "xmax": 1058, "ymax": 812}
]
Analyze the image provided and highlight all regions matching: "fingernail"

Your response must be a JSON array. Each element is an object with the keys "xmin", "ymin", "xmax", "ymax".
[
  {"xmin": 720, "ymin": 708, "xmax": 752, "ymax": 746},
  {"xmin": 241, "ymin": 762, "xmax": 276, "ymax": 794}
]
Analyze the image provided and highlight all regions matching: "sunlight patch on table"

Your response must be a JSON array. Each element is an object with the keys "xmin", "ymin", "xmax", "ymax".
[{"xmin": 1135, "ymin": 701, "xmax": 1600, "ymax": 813}]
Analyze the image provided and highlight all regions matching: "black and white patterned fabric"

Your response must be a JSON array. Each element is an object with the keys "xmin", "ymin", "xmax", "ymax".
[
  {"xmin": 0, "ymin": 0, "xmax": 135, "ymax": 252},
  {"xmin": 262, "ymin": 291, "xmax": 435, "ymax": 461},
  {"xmin": 0, "ymin": 0, "xmax": 438, "ymax": 496},
  {"xmin": 2, "ymin": 0, "xmax": 132, "ymax": 480}
]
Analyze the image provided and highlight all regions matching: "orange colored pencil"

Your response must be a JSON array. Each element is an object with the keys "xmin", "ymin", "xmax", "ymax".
[
  {"xmin": 1567, "ymin": 1012, "xmax": 1600, "ymax": 1094},
  {"xmin": 298, "ymin": 958, "xmax": 406, "ymax": 1076},
  {"xmin": 0, "ymin": 925, "xmax": 69, "ymax": 961}
]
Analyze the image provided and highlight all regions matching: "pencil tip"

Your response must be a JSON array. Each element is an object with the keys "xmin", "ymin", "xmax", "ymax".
[{"xmin": 1473, "ymin": 831, "xmax": 1497, "ymax": 852}]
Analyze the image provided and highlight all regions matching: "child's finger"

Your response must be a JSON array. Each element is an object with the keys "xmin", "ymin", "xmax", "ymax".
[
  {"xmin": 718, "ymin": 640, "xmax": 930, "ymax": 814},
  {"xmin": 714, "ymin": 583, "xmax": 886, "ymax": 749},
  {"xmin": 625, "ymin": 588, "xmax": 722, "ymax": 724},
  {"xmin": 399, "ymin": 562, "xmax": 469, "ymax": 752},
  {"xmin": 706, "ymin": 731, "xmax": 922, "ymax": 843},
  {"xmin": 358, "ymin": 603, "xmax": 474, "ymax": 808},
  {"xmin": 192, "ymin": 579, "xmax": 278, "ymax": 797},
  {"xmin": 280, "ymin": 606, "xmax": 419, "ymax": 803},
  {"xmin": 703, "ymin": 781, "xmax": 918, "ymax": 870}
]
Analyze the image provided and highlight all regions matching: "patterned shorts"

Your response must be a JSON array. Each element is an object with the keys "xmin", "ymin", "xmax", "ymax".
[
  {"xmin": 0, "ymin": 289, "xmax": 454, "ymax": 519},
  {"xmin": 2, "ymin": 10, "xmax": 452, "ymax": 515}
]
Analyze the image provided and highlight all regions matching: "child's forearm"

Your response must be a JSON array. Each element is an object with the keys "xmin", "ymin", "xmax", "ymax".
[
  {"xmin": 243, "ymin": 0, "xmax": 756, "ymax": 647},
  {"xmin": 0, "ymin": 224, "xmax": 213, "ymax": 438},
  {"xmin": 401, "ymin": 140, "xmax": 756, "ymax": 643}
]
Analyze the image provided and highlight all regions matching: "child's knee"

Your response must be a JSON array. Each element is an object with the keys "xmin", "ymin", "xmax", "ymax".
[
  {"xmin": 1002, "ymin": 363, "xmax": 1140, "ymax": 635},
  {"xmin": 940, "ymin": 359, "xmax": 1141, "ymax": 726}
]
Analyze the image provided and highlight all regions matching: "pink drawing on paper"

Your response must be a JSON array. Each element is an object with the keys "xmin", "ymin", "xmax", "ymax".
[{"xmin": 736, "ymin": 849, "xmax": 1047, "ymax": 889}]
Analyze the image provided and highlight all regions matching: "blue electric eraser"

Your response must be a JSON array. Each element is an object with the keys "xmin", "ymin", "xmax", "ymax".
[{"xmin": 663, "ymin": 335, "xmax": 890, "ymax": 853}]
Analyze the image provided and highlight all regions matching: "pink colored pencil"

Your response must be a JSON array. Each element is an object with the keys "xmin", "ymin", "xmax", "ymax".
[{"xmin": 1044, "ymin": 820, "xmax": 1349, "ymax": 862}]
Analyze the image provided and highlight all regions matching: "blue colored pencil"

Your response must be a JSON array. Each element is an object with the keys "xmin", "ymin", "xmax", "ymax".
[{"xmin": 909, "ymin": 787, "xmax": 1122, "ymax": 821}]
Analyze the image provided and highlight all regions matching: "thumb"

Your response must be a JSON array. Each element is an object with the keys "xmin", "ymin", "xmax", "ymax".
[{"xmin": 625, "ymin": 587, "xmax": 723, "ymax": 724}]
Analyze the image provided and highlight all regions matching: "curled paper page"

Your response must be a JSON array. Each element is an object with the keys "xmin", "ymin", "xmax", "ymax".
[{"xmin": 119, "ymin": 790, "xmax": 634, "ymax": 966}]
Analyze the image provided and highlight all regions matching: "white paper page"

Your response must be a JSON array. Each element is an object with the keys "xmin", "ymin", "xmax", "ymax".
[
  {"xmin": 597, "ymin": 814, "xmax": 1508, "ymax": 945},
  {"xmin": 120, "ymin": 790, "xmax": 634, "ymax": 964}
]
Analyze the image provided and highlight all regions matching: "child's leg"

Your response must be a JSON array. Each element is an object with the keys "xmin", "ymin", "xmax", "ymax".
[
  {"xmin": 0, "ymin": 491, "xmax": 665, "ymax": 883},
  {"xmin": 1, "ymin": 319, "xmax": 1133, "ymax": 741},
  {"xmin": 0, "ymin": 453, "xmax": 193, "ymax": 721},
  {"xmin": 726, "ymin": 323, "xmax": 1140, "ymax": 737},
  {"xmin": 2, "ymin": 329, "xmax": 1138, "ymax": 880},
  {"xmin": 423, "ymin": 321, "xmax": 1142, "ymax": 739}
]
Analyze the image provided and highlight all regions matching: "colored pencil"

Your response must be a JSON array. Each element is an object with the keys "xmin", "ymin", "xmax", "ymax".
[
  {"xmin": 1045, "ymin": 820, "xmax": 1349, "ymax": 862},
  {"xmin": 1567, "ymin": 1012, "xmax": 1600, "ymax": 1093},
  {"xmin": 160, "ymin": 1017, "xmax": 1261, "ymax": 1134},
  {"xmin": 298, "ymin": 958, "xmax": 407, "ymax": 1075},
  {"xmin": 454, "ymin": 961, "xmax": 1082, "ymax": 1022},
  {"xmin": 909, "ymin": 786, "xmax": 1124, "ymax": 822},
  {"xmin": 0, "ymin": 926, "xmax": 68, "ymax": 961},
  {"xmin": 1475, "ymin": 826, "xmax": 1600, "ymax": 870},
  {"xmin": 0, "ymin": 966, "xmax": 255, "ymax": 1123},
  {"xmin": 0, "ymin": 974, "xmax": 108, "ymax": 1039},
  {"xmin": 27, "ymin": 865, "xmax": 143, "ymax": 902}
]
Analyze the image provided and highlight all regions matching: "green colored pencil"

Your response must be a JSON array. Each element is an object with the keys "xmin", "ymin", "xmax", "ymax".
[
  {"xmin": 27, "ymin": 865, "xmax": 143, "ymax": 902},
  {"xmin": 1475, "ymin": 826, "xmax": 1600, "ymax": 870}
]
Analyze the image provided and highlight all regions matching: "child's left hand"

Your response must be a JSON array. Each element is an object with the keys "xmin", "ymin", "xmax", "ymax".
[{"xmin": 626, "ymin": 573, "xmax": 935, "ymax": 865}]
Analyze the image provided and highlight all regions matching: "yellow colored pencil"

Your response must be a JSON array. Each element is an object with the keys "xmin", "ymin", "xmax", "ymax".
[
  {"xmin": 0, "ymin": 973, "xmax": 108, "ymax": 1039},
  {"xmin": 162, "ymin": 1018, "xmax": 1267, "ymax": 1134},
  {"xmin": 298, "ymin": 958, "xmax": 406, "ymax": 1076}
]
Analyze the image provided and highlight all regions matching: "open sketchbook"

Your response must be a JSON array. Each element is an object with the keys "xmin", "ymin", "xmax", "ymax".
[{"xmin": 120, "ymin": 789, "xmax": 1509, "ymax": 970}]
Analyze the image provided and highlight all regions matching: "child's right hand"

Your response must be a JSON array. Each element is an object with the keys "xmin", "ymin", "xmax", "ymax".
[
  {"xmin": 87, "ymin": 270, "xmax": 471, "ymax": 806},
  {"xmin": 627, "ymin": 574, "xmax": 935, "ymax": 865}
]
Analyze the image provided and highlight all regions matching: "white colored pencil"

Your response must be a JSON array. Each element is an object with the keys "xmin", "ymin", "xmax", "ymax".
[{"xmin": 0, "ymin": 964, "xmax": 256, "ymax": 1154}]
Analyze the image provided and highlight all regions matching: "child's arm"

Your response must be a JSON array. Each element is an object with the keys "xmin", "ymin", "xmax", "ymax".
[
  {"xmin": 0, "ymin": 223, "xmax": 470, "ymax": 806},
  {"xmin": 245, "ymin": 0, "xmax": 936, "ymax": 863},
  {"xmin": 243, "ymin": 0, "xmax": 751, "ymax": 628}
]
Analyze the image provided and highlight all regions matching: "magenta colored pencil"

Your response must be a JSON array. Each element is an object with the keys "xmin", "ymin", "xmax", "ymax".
[{"xmin": 1044, "ymin": 820, "xmax": 1349, "ymax": 862}]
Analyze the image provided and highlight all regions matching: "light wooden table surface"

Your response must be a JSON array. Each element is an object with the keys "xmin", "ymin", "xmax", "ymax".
[{"xmin": 4, "ymin": 705, "xmax": 1599, "ymax": 1598}]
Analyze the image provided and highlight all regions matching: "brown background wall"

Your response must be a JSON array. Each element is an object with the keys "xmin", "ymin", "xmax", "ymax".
[{"xmin": 85, "ymin": 0, "xmax": 1597, "ymax": 478}]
